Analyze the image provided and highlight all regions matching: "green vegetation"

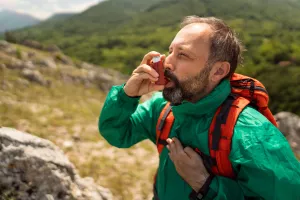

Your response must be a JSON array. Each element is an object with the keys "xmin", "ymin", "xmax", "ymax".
[{"xmin": 7, "ymin": 0, "xmax": 300, "ymax": 115}]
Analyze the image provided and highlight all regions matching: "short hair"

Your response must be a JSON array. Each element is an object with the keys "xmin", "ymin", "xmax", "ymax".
[{"xmin": 181, "ymin": 16, "xmax": 244, "ymax": 78}]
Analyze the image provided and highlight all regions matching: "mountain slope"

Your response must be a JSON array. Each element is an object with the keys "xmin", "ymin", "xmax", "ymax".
[
  {"xmin": 44, "ymin": 13, "xmax": 75, "ymax": 22},
  {"xmin": 7, "ymin": 0, "xmax": 300, "ymax": 115},
  {"xmin": 0, "ymin": 9, "xmax": 40, "ymax": 33},
  {"xmin": 0, "ymin": 41, "xmax": 158, "ymax": 200}
]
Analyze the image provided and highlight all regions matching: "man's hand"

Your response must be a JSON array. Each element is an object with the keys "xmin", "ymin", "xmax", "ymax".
[
  {"xmin": 166, "ymin": 137, "xmax": 210, "ymax": 192},
  {"xmin": 123, "ymin": 51, "xmax": 166, "ymax": 97}
]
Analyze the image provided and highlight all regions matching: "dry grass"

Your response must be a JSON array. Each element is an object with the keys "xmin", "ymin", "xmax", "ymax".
[{"xmin": 0, "ymin": 45, "xmax": 158, "ymax": 200}]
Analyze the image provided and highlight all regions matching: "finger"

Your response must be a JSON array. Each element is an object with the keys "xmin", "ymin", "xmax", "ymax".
[
  {"xmin": 160, "ymin": 54, "xmax": 166, "ymax": 64},
  {"xmin": 172, "ymin": 137, "xmax": 184, "ymax": 153},
  {"xmin": 140, "ymin": 51, "xmax": 161, "ymax": 65},
  {"xmin": 135, "ymin": 64, "xmax": 159, "ymax": 78},
  {"xmin": 166, "ymin": 138, "xmax": 176, "ymax": 154},
  {"xmin": 183, "ymin": 147, "xmax": 201, "ymax": 159},
  {"xmin": 133, "ymin": 72, "xmax": 158, "ymax": 82},
  {"xmin": 166, "ymin": 138, "xmax": 173, "ymax": 144}
]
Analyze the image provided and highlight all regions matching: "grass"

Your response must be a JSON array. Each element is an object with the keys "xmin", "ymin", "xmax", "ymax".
[{"xmin": 0, "ymin": 44, "xmax": 158, "ymax": 200}]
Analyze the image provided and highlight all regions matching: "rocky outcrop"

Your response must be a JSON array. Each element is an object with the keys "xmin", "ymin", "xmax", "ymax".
[
  {"xmin": 22, "ymin": 40, "xmax": 44, "ymax": 50},
  {"xmin": 0, "ymin": 40, "xmax": 129, "ymax": 93},
  {"xmin": 0, "ymin": 127, "xmax": 113, "ymax": 200},
  {"xmin": 21, "ymin": 69, "xmax": 50, "ymax": 86},
  {"xmin": 275, "ymin": 112, "xmax": 300, "ymax": 155}
]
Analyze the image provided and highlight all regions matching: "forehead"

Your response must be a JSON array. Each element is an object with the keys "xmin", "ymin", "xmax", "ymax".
[{"xmin": 170, "ymin": 23, "xmax": 212, "ymax": 53}]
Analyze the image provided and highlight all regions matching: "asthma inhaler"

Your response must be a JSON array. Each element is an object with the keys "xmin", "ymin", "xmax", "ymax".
[{"xmin": 151, "ymin": 56, "xmax": 166, "ymax": 85}]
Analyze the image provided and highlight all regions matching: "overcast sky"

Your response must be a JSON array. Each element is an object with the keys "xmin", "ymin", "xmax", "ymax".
[{"xmin": 0, "ymin": 0, "xmax": 104, "ymax": 20}]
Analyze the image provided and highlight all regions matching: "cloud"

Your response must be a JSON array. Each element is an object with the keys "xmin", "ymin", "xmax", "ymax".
[{"xmin": 0, "ymin": 0, "xmax": 102, "ymax": 20}]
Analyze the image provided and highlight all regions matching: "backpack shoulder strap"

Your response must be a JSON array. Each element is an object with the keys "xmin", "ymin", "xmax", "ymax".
[
  {"xmin": 156, "ymin": 102, "xmax": 174, "ymax": 154},
  {"xmin": 209, "ymin": 94, "xmax": 250, "ymax": 179}
]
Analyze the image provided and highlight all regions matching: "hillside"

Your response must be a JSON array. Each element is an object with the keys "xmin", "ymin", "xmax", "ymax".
[
  {"xmin": 0, "ymin": 9, "xmax": 40, "ymax": 33},
  {"xmin": 1, "ymin": 41, "xmax": 299, "ymax": 200},
  {"xmin": 8, "ymin": 0, "xmax": 300, "ymax": 115},
  {"xmin": 0, "ymin": 41, "xmax": 158, "ymax": 200},
  {"xmin": 45, "ymin": 13, "xmax": 75, "ymax": 22}
]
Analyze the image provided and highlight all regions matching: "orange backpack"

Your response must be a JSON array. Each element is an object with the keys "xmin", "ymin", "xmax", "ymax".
[{"xmin": 156, "ymin": 73, "xmax": 278, "ymax": 179}]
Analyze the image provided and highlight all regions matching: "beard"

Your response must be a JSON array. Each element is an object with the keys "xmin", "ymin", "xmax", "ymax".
[{"xmin": 162, "ymin": 63, "xmax": 212, "ymax": 105}]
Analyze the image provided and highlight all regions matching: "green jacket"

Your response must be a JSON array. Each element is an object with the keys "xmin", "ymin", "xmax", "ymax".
[{"xmin": 99, "ymin": 80, "xmax": 300, "ymax": 200}]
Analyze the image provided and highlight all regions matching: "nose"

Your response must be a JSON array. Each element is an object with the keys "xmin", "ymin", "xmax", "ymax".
[{"xmin": 164, "ymin": 53, "xmax": 175, "ymax": 71}]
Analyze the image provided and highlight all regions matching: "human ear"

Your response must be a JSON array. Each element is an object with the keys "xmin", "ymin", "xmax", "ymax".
[{"xmin": 210, "ymin": 62, "xmax": 230, "ymax": 82}]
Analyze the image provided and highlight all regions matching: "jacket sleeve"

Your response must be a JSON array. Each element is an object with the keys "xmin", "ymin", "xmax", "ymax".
[
  {"xmin": 204, "ymin": 106, "xmax": 300, "ymax": 200},
  {"xmin": 98, "ymin": 84, "xmax": 165, "ymax": 148}
]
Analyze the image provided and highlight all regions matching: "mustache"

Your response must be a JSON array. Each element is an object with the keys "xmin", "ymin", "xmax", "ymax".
[{"xmin": 164, "ymin": 68, "xmax": 179, "ymax": 85}]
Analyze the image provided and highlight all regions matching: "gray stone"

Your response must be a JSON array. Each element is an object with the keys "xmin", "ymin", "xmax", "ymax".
[
  {"xmin": 45, "ymin": 44, "xmax": 61, "ymax": 53},
  {"xmin": 0, "ymin": 127, "xmax": 113, "ymax": 200},
  {"xmin": 275, "ymin": 112, "xmax": 300, "ymax": 154},
  {"xmin": 54, "ymin": 53, "xmax": 74, "ymax": 66},
  {"xmin": 22, "ymin": 40, "xmax": 44, "ymax": 50},
  {"xmin": 35, "ymin": 58, "xmax": 57, "ymax": 69},
  {"xmin": 21, "ymin": 69, "xmax": 49, "ymax": 86},
  {"xmin": 0, "ymin": 40, "xmax": 11, "ymax": 49},
  {"xmin": 23, "ymin": 61, "xmax": 36, "ymax": 70}
]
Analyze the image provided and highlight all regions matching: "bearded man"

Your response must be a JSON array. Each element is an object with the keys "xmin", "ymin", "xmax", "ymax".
[{"xmin": 99, "ymin": 16, "xmax": 300, "ymax": 200}]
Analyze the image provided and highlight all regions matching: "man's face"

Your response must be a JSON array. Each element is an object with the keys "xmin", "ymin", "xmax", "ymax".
[{"xmin": 163, "ymin": 23, "xmax": 213, "ymax": 105}]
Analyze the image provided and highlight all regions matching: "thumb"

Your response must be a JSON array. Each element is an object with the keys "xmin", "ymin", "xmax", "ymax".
[{"xmin": 183, "ymin": 147, "xmax": 200, "ymax": 159}]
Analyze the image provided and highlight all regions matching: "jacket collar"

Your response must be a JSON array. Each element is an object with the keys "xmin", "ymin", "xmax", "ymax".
[{"xmin": 171, "ymin": 79, "xmax": 230, "ymax": 118}]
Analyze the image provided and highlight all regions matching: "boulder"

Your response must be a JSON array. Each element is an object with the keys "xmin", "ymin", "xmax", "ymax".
[
  {"xmin": 21, "ymin": 69, "xmax": 50, "ymax": 86},
  {"xmin": 45, "ymin": 44, "xmax": 61, "ymax": 53},
  {"xmin": 0, "ymin": 40, "xmax": 10, "ymax": 49},
  {"xmin": 0, "ymin": 40, "xmax": 17, "ymax": 55},
  {"xmin": 22, "ymin": 40, "xmax": 44, "ymax": 50},
  {"xmin": 35, "ymin": 58, "xmax": 57, "ymax": 69},
  {"xmin": 54, "ymin": 53, "xmax": 74, "ymax": 66},
  {"xmin": 0, "ymin": 127, "xmax": 113, "ymax": 200},
  {"xmin": 275, "ymin": 112, "xmax": 300, "ymax": 154}
]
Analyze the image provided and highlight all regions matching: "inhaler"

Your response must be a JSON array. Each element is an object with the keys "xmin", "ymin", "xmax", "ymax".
[{"xmin": 151, "ymin": 56, "xmax": 167, "ymax": 85}]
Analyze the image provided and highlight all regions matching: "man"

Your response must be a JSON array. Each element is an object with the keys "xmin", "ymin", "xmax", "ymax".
[{"xmin": 99, "ymin": 16, "xmax": 300, "ymax": 200}]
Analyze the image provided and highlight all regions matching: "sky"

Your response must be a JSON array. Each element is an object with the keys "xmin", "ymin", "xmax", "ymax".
[{"xmin": 0, "ymin": 0, "xmax": 104, "ymax": 20}]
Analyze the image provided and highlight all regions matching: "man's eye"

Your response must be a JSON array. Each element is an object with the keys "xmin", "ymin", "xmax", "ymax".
[{"xmin": 178, "ymin": 53, "xmax": 187, "ymax": 58}]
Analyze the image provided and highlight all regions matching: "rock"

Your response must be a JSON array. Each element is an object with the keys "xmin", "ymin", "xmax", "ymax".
[
  {"xmin": 81, "ymin": 62, "xmax": 94, "ymax": 70},
  {"xmin": 54, "ymin": 53, "xmax": 74, "ymax": 66},
  {"xmin": 0, "ymin": 40, "xmax": 11, "ymax": 49},
  {"xmin": 21, "ymin": 69, "xmax": 49, "ymax": 86},
  {"xmin": 23, "ymin": 61, "xmax": 36, "ymax": 70},
  {"xmin": 96, "ymin": 73, "xmax": 113, "ymax": 82},
  {"xmin": 0, "ymin": 40, "xmax": 17, "ymax": 54},
  {"xmin": 22, "ymin": 40, "xmax": 44, "ymax": 50},
  {"xmin": 95, "ymin": 74, "xmax": 114, "ymax": 92},
  {"xmin": 28, "ymin": 51, "xmax": 36, "ymax": 58},
  {"xmin": 35, "ymin": 58, "xmax": 57, "ymax": 69},
  {"xmin": 0, "ymin": 127, "xmax": 113, "ymax": 200},
  {"xmin": 63, "ymin": 141, "xmax": 74, "ymax": 149},
  {"xmin": 45, "ymin": 44, "xmax": 61, "ymax": 53},
  {"xmin": 6, "ymin": 59, "xmax": 24, "ymax": 70},
  {"xmin": 275, "ymin": 112, "xmax": 300, "ymax": 154}
]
